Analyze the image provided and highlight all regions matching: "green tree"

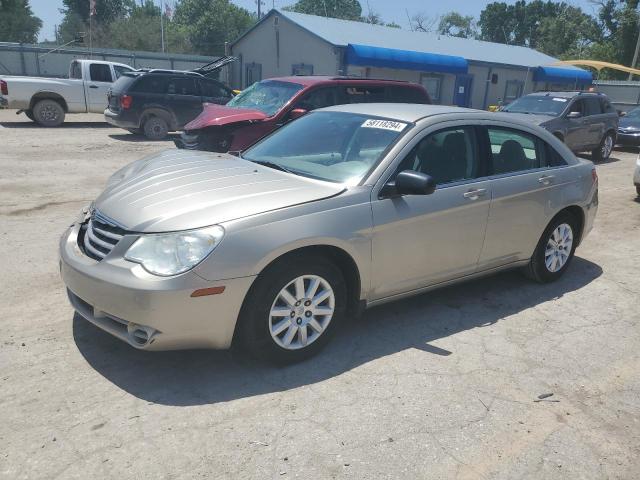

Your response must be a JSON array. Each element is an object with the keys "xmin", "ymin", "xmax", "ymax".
[
  {"xmin": 61, "ymin": 0, "xmax": 132, "ymax": 24},
  {"xmin": 284, "ymin": 0, "xmax": 362, "ymax": 21},
  {"xmin": 437, "ymin": 12, "xmax": 476, "ymax": 38},
  {"xmin": 173, "ymin": 0, "xmax": 254, "ymax": 54},
  {"xmin": 0, "ymin": 0, "xmax": 42, "ymax": 43}
]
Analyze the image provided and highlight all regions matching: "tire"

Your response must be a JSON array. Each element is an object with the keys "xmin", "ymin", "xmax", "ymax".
[
  {"xmin": 592, "ymin": 131, "xmax": 615, "ymax": 161},
  {"xmin": 636, "ymin": 185, "xmax": 640, "ymax": 197},
  {"xmin": 142, "ymin": 116, "xmax": 169, "ymax": 140},
  {"xmin": 25, "ymin": 110, "xmax": 35, "ymax": 121},
  {"xmin": 238, "ymin": 254, "xmax": 347, "ymax": 363},
  {"xmin": 32, "ymin": 99, "xmax": 65, "ymax": 127},
  {"xmin": 524, "ymin": 211, "xmax": 579, "ymax": 283}
]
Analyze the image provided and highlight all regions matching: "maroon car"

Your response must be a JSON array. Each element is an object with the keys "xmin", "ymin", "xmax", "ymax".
[{"xmin": 175, "ymin": 76, "xmax": 431, "ymax": 152}]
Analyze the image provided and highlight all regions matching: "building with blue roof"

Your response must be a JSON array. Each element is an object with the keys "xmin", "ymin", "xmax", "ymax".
[{"xmin": 229, "ymin": 9, "xmax": 592, "ymax": 109}]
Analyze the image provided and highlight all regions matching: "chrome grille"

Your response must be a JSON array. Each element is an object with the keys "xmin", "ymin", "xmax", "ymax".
[{"xmin": 79, "ymin": 210, "xmax": 127, "ymax": 261}]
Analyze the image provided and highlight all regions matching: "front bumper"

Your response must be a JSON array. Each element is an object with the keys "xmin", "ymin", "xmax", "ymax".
[
  {"xmin": 616, "ymin": 131, "xmax": 640, "ymax": 146},
  {"xmin": 59, "ymin": 224, "xmax": 255, "ymax": 350}
]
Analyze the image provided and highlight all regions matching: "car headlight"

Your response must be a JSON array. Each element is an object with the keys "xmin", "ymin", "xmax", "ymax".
[{"xmin": 124, "ymin": 226, "xmax": 224, "ymax": 276}]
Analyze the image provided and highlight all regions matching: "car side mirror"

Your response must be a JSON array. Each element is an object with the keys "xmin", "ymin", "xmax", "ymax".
[
  {"xmin": 619, "ymin": 110, "xmax": 627, "ymax": 117},
  {"xmin": 567, "ymin": 111, "xmax": 582, "ymax": 119},
  {"xmin": 379, "ymin": 170, "xmax": 436, "ymax": 198},
  {"xmin": 289, "ymin": 108, "xmax": 307, "ymax": 120}
]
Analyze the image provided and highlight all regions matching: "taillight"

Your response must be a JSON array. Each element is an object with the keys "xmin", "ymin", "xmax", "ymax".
[
  {"xmin": 120, "ymin": 95, "xmax": 132, "ymax": 109},
  {"xmin": 0, "ymin": 80, "xmax": 7, "ymax": 96},
  {"xmin": 591, "ymin": 168, "xmax": 598, "ymax": 183}
]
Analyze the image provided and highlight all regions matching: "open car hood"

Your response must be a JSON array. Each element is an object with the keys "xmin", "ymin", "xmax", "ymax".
[
  {"xmin": 94, "ymin": 150, "xmax": 344, "ymax": 233},
  {"xmin": 184, "ymin": 104, "xmax": 268, "ymax": 131}
]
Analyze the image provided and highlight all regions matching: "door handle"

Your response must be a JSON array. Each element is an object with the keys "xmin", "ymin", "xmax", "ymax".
[
  {"xmin": 463, "ymin": 188, "xmax": 487, "ymax": 199},
  {"xmin": 89, "ymin": 85, "xmax": 98, "ymax": 89},
  {"xmin": 538, "ymin": 174, "xmax": 555, "ymax": 185}
]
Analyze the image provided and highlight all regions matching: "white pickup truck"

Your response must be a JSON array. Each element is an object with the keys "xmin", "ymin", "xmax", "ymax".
[{"xmin": 0, "ymin": 59, "xmax": 134, "ymax": 126}]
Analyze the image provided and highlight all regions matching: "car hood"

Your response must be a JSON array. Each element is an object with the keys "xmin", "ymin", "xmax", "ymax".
[
  {"xmin": 94, "ymin": 149, "xmax": 344, "ymax": 233},
  {"xmin": 619, "ymin": 117, "xmax": 640, "ymax": 131},
  {"xmin": 184, "ymin": 104, "xmax": 268, "ymax": 131},
  {"xmin": 500, "ymin": 112, "xmax": 556, "ymax": 125}
]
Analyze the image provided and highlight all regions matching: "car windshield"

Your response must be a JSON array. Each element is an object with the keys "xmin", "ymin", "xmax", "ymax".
[
  {"xmin": 625, "ymin": 107, "xmax": 640, "ymax": 119},
  {"xmin": 503, "ymin": 95, "xmax": 569, "ymax": 116},
  {"xmin": 226, "ymin": 80, "xmax": 303, "ymax": 116},
  {"xmin": 242, "ymin": 111, "xmax": 410, "ymax": 184}
]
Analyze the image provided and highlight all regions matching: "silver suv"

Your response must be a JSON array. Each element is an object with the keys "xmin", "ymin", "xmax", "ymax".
[{"xmin": 501, "ymin": 91, "xmax": 619, "ymax": 161}]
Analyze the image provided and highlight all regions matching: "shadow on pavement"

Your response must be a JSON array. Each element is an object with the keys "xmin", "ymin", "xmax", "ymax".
[
  {"xmin": 0, "ymin": 121, "xmax": 111, "ymax": 129},
  {"xmin": 108, "ymin": 133, "xmax": 178, "ymax": 142},
  {"xmin": 73, "ymin": 257, "xmax": 602, "ymax": 406}
]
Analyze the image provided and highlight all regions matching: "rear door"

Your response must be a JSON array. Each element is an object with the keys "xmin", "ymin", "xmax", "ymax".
[
  {"xmin": 86, "ymin": 63, "xmax": 114, "ymax": 113},
  {"xmin": 582, "ymin": 96, "xmax": 606, "ymax": 148},
  {"xmin": 478, "ymin": 126, "xmax": 570, "ymax": 270},
  {"xmin": 165, "ymin": 76, "xmax": 203, "ymax": 128}
]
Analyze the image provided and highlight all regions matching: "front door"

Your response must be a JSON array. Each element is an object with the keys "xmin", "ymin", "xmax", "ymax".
[
  {"xmin": 86, "ymin": 63, "xmax": 114, "ymax": 113},
  {"xmin": 454, "ymin": 74, "xmax": 474, "ymax": 107},
  {"xmin": 370, "ymin": 126, "xmax": 491, "ymax": 300}
]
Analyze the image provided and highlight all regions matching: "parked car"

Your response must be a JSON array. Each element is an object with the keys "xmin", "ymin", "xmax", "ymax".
[
  {"xmin": 60, "ymin": 104, "xmax": 598, "ymax": 362},
  {"xmin": 501, "ymin": 91, "xmax": 619, "ymax": 161},
  {"xmin": 616, "ymin": 107, "xmax": 640, "ymax": 147},
  {"xmin": 175, "ymin": 76, "xmax": 431, "ymax": 152},
  {"xmin": 0, "ymin": 59, "xmax": 134, "ymax": 126},
  {"xmin": 104, "ymin": 69, "xmax": 234, "ymax": 140},
  {"xmin": 634, "ymin": 153, "xmax": 640, "ymax": 196}
]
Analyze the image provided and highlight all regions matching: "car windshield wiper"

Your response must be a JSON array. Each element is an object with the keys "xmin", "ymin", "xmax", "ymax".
[{"xmin": 251, "ymin": 160, "xmax": 296, "ymax": 175}]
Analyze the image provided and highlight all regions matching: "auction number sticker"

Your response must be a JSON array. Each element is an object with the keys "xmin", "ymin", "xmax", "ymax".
[{"xmin": 362, "ymin": 119, "xmax": 407, "ymax": 132}]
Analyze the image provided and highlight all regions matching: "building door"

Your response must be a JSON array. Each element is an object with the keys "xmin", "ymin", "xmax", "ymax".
[{"xmin": 454, "ymin": 74, "xmax": 473, "ymax": 107}]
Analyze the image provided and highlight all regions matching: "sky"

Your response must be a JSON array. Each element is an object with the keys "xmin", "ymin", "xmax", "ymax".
[{"xmin": 30, "ymin": 0, "xmax": 599, "ymax": 42}]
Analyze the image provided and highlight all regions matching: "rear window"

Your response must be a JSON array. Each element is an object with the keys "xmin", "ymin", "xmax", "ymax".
[
  {"xmin": 343, "ymin": 86, "xmax": 386, "ymax": 103},
  {"xmin": 130, "ymin": 75, "xmax": 167, "ymax": 94},
  {"xmin": 111, "ymin": 74, "xmax": 138, "ymax": 93}
]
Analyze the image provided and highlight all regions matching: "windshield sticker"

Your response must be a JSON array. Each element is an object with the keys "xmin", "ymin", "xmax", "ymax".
[
  {"xmin": 361, "ymin": 119, "xmax": 407, "ymax": 132},
  {"xmin": 552, "ymin": 98, "xmax": 568, "ymax": 102}
]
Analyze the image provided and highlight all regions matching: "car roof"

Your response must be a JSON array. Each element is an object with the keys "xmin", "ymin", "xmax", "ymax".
[
  {"xmin": 266, "ymin": 75, "xmax": 420, "ymax": 88},
  {"xmin": 320, "ymin": 103, "xmax": 485, "ymax": 122},
  {"xmin": 526, "ymin": 91, "xmax": 605, "ymax": 98}
]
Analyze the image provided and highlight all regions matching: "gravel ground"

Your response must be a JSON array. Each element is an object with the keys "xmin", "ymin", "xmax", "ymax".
[{"xmin": 1, "ymin": 110, "xmax": 639, "ymax": 480}]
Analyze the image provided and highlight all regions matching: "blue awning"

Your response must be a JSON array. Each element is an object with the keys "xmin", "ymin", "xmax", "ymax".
[
  {"xmin": 346, "ymin": 44, "xmax": 468, "ymax": 75},
  {"xmin": 533, "ymin": 66, "xmax": 592, "ymax": 85}
]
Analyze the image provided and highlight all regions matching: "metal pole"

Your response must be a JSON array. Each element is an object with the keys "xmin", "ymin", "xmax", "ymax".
[
  {"xmin": 160, "ymin": 0, "xmax": 166, "ymax": 53},
  {"xmin": 629, "ymin": 16, "xmax": 640, "ymax": 81}
]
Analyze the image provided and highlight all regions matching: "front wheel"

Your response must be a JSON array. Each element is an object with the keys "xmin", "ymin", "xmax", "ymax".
[
  {"xmin": 592, "ymin": 132, "xmax": 615, "ymax": 161},
  {"xmin": 524, "ymin": 212, "xmax": 579, "ymax": 283},
  {"xmin": 238, "ymin": 255, "xmax": 347, "ymax": 363}
]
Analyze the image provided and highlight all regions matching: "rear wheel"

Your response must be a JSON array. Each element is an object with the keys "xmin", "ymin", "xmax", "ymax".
[
  {"xmin": 592, "ymin": 132, "xmax": 614, "ymax": 161},
  {"xmin": 33, "ymin": 99, "xmax": 65, "ymax": 127},
  {"xmin": 238, "ymin": 255, "xmax": 347, "ymax": 363},
  {"xmin": 143, "ymin": 116, "xmax": 169, "ymax": 140},
  {"xmin": 524, "ymin": 212, "xmax": 579, "ymax": 283}
]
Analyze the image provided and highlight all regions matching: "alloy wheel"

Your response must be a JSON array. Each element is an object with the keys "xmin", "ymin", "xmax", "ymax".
[
  {"xmin": 269, "ymin": 275, "xmax": 335, "ymax": 350},
  {"xmin": 602, "ymin": 134, "xmax": 613, "ymax": 159},
  {"xmin": 544, "ymin": 223, "xmax": 573, "ymax": 272}
]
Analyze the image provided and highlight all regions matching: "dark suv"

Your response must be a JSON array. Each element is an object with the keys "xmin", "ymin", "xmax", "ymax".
[
  {"xmin": 105, "ymin": 70, "xmax": 234, "ymax": 139},
  {"xmin": 175, "ymin": 76, "xmax": 430, "ymax": 152},
  {"xmin": 501, "ymin": 91, "xmax": 619, "ymax": 161}
]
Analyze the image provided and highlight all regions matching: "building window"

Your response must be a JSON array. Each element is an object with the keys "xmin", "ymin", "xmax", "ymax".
[
  {"xmin": 245, "ymin": 62, "xmax": 262, "ymax": 88},
  {"xmin": 504, "ymin": 80, "xmax": 524, "ymax": 104},
  {"xmin": 292, "ymin": 63, "xmax": 314, "ymax": 76},
  {"xmin": 420, "ymin": 74, "xmax": 442, "ymax": 103}
]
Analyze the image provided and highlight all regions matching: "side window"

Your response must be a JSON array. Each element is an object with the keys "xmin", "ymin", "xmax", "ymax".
[
  {"xmin": 167, "ymin": 77, "xmax": 198, "ymax": 96},
  {"xmin": 296, "ymin": 87, "xmax": 339, "ymax": 111},
  {"xmin": 291, "ymin": 63, "xmax": 313, "ymax": 76},
  {"xmin": 545, "ymin": 143, "xmax": 568, "ymax": 167},
  {"xmin": 113, "ymin": 65, "xmax": 132, "ymax": 79},
  {"xmin": 397, "ymin": 127, "xmax": 479, "ymax": 185},
  {"xmin": 131, "ymin": 75, "xmax": 166, "ymax": 94},
  {"xmin": 385, "ymin": 86, "xmax": 428, "ymax": 103},
  {"xmin": 343, "ymin": 86, "xmax": 385, "ymax": 104},
  {"xmin": 584, "ymin": 97, "xmax": 603, "ymax": 116},
  {"xmin": 568, "ymin": 99, "xmax": 584, "ymax": 115},
  {"xmin": 89, "ymin": 63, "xmax": 113, "ymax": 83},
  {"xmin": 487, "ymin": 128, "xmax": 543, "ymax": 174},
  {"xmin": 420, "ymin": 75, "xmax": 441, "ymax": 103},
  {"xmin": 200, "ymin": 80, "xmax": 230, "ymax": 98},
  {"xmin": 600, "ymin": 98, "xmax": 616, "ymax": 114},
  {"xmin": 70, "ymin": 61, "xmax": 82, "ymax": 79}
]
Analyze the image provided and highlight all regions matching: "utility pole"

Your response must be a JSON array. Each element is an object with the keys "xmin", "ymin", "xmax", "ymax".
[
  {"xmin": 630, "ymin": 15, "xmax": 640, "ymax": 80},
  {"xmin": 160, "ymin": 0, "xmax": 166, "ymax": 53}
]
